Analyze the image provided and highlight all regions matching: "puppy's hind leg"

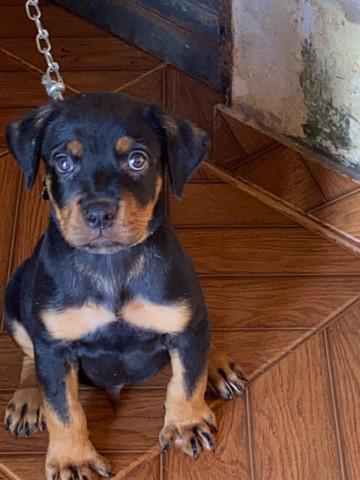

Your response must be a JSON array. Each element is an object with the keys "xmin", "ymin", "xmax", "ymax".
[{"xmin": 4, "ymin": 321, "xmax": 45, "ymax": 438}]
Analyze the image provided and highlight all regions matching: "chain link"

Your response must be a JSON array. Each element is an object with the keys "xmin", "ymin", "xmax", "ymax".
[{"xmin": 25, "ymin": 0, "xmax": 65, "ymax": 100}]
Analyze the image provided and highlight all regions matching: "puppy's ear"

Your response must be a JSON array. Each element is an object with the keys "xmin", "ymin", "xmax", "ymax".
[
  {"xmin": 148, "ymin": 107, "xmax": 210, "ymax": 198},
  {"xmin": 6, "ymin": 103, "xmax": 56, "ymax": 189}
]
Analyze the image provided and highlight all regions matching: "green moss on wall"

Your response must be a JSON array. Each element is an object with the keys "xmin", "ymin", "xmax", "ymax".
[{"xmin": 300, "ymin": 38, "xmax": 351, "ymax": 152}]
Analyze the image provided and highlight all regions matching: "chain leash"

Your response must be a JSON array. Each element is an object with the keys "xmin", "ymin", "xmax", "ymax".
[{"xmin": 25, "ymin": 0, "xmax": 65, "ymax": 100}]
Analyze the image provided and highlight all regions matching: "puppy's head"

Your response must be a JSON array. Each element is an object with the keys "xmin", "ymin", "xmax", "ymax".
[{"xmin": 6, "ymin": 92, "xmax": 209, "ymax": 253}]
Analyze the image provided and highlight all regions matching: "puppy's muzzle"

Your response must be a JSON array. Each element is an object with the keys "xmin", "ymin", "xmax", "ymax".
[{"xmin": 81, "ymin": 200, "xmax": 118, "ymax": 230}]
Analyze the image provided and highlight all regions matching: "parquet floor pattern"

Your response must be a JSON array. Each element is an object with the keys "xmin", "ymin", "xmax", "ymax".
[{"xmin": 0, "ymin": 2, "xmax": 359, "ymax": 479}]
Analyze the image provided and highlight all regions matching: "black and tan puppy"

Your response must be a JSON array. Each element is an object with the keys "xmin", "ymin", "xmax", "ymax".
[{"xmin": 3, "ymin": 93, "xmax": 244, "ymax": 480}]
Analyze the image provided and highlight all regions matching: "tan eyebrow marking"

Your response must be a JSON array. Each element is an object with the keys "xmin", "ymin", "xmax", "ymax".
[
  {"xmin": 67, "ymin": 140, "xmax": 83, "ymax": 156},
  {"xmin": 116, "ymin": 136, "xmax": 133, "ymax": 153}
]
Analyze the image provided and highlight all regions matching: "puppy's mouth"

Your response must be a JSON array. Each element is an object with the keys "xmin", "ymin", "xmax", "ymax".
[{"xmin": 80, "ymin": 234, "xmax": 128, "ymax": 254}]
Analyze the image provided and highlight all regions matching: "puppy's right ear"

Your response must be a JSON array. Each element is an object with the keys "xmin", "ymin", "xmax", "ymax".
[{"xmin": 6, "ymin": 103, "xmax": 56, "ymax": 189}]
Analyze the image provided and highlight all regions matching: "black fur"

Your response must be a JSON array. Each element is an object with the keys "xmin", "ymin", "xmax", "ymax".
[{"xmin": 4, "ymin": 92, "xmax": 210, "ymax": 422}]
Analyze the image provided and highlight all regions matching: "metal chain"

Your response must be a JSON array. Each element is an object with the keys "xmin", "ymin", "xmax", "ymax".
[{"xmin": 25, "ymin": 0, "xmax": 65, "ymax": 100}]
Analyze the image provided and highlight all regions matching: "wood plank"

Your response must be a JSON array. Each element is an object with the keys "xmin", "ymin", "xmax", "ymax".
[
  {"xmin": 203, "ymin": 276, "xmax": 360, "ymax": 328},
  {"xmin": 311, "ymin": 190, "xmax": 360, "ymax": 239},
  {"xmin": 163, "ymin": 398, "xmax": 251, "ymax": 480},
  {"xmin": 0, "ymin": 388, "xmax": 164, "ymax": 453},
  {"xmin": 171, "ymin": 183, "xmax": 294, "ymax": 226},
  {"xmin": 212, "ymin": 329, "xmax": 307, "ymax": 379},
  {"xmin": 0, "ymin": 72, "xmax": 48, "ymax": 107},
  {"xmin": 0, "ymin": 155, "xmax": 20, "ymax": 318},
  {"xmin": 303, "ymin": 158, "xmax": 358, "ymax": 201},
  {"xmin": 176, "ymin": 228, "xmax": 360, "ymax": 275},
  {"xmin": 121, "ymin": 68, "xmax": 165, "ymax": 105},
  {"xmin": 213, "ymin": 107, "xmax": 247, "ymax": 170},
  {"xmin": 64, "ymin": 71, "xmax": 153, "ymax": 94},
  {"xmin": 0, "ymin": 453, "xmax": 157, "ymax": 480},
  {"xmin": 250, "ymin": 333, "xmax": 343, "ymax": 480},
  {"xmin": 222, "ymin": 110, "xmax": 276, "ymax": 156},
  {"xmin": 53, "ymin": 0, "xmax": 222, "ymax": 90},
  {"xmin": 11, "ymin": 167, "xmax": 50, "ymax": 270},
  {"xmin": 0, "ymin": 336, "xmax": 21, "ymax": 388},
  {"xmin": 1, "ymin": 37, "xmax": 161, "ymax": 73},
  {"xmin": 165, "ymin": 66, "xmax": 223, "ymax": 133},
  {"xmin": 0, "ymin": 6, "xmax": 109, "ymax": 38},
  {"xmin": 0, "ymin": 51, "xmax": 28, "ymax": 71},
  {"xmin": 327, "ymin": 302, "xmax": 360, "ymax": 480},
  {"xmin": 119, "ymin": 452, "xmax": 160, "ymax": 480},
  {"xmin": 236, "ymin": 145, "xmax": 325, "ymax": 211}
]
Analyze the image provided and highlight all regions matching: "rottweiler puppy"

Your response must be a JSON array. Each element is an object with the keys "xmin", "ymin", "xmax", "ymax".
[{"xmin": 3, "ymin": 92, "xmax": 245, "ymax": 480}]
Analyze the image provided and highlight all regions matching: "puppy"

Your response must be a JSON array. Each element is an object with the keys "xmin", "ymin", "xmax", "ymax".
[{"xmin": 3, "ymin": 92, "xmax": 245, "ymax": 480}]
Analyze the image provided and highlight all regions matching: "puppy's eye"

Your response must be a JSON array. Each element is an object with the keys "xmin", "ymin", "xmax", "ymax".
[
  {"xmin": 55, "ymin": 154, "xmax": 75, "ymax": 174},
  {"xmin": 128, "ymin": 150, "xmax": 148, "ymax": 172}
]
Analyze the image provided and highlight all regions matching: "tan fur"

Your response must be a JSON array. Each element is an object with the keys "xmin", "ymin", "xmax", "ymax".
[
  {"xmin": 116, "ymin": 136, "xmax": 133, "ymax": 153},
  {"xmin": 67, "ymin": 140, "xmax": 83, "ymax": 156},
  {"xmin": 41, "ymin": 304, "xmax": 116, "ymax": 341},
  {"xmin": 121, "ymin": 298, "xmax": 191, "ymax": 334},
  {"xmin": 159, "ymin": 350, "xmax": 216, "ymax": 456},
  {"xmin": 46, "ymin": 176, "xmax": 163, "ymax": 249},
  {"xmin": 12, "ymin": 321, "xmax": 34, "ymax": 359},
  {"xmin": 44, "ymin": 367, "xmax": 111, "ymax": 479}
]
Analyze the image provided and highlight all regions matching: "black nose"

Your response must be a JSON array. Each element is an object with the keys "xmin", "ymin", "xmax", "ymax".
[{"xmin": 82, "ymin": 201, "xmax": 117, "ymax": 229}]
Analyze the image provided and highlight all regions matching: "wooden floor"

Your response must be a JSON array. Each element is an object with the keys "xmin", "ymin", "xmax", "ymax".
[{"xmin": 0, "ymin": 2, "xmax": 359, "ymax": 479}]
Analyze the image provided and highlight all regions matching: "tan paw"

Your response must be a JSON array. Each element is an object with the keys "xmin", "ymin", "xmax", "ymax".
[
  {"xmin": 4, "ymin": 387, "xmax": 45, "ymax": 438},
  {"xmin": 208, "ymin": 351, "xmax": 246, "ymax": 400},
  {"xmin": 46, "ymin": 444, "xmax": 113, "ymax": 480},
  {"xmin": 160, "ymin": 404, "xmax": 217, "ymax": 459}
]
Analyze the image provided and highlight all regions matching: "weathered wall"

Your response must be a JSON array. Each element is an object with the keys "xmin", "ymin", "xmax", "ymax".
[{"xmin": 231, "ymin": 0, "xmax": 360, "ymax": 177}]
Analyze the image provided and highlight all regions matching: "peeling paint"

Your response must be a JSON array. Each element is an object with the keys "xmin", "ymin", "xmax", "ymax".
[{"xmin": 300, "ymin": 38, "xmax": 351, "ymax": 152}]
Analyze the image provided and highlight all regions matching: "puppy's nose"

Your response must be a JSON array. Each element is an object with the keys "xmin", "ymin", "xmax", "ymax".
[{"xmin": 82, "ymin": 201, "xmax": 117, "ymax": 229}]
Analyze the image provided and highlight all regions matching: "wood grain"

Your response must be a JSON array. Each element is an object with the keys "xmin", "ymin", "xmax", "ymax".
[
  {"xmin": 0, "ymin": 155, "xmax": 20, "ymax": 314},
  {"xmin": 163, "ymin": 398, "xmax": 251, "ymax": 480},
  {"xmin": 213, "ymin": 109, "xmax": 247, "ymax": 171},
  {"xmin": 0, "ymin": 388, "xmax": 165, "ymax": 453},
  {"xmin": 171, "ymin": 183, "xmax": 294, "ymax": 227},
  {"xmin": 121, "ymin": 67, "xmax": 165, "ymax": 105},
  {"xmin": 212, "ymin": 329, "xmax": 307, "ymax": 379},
  {"xmin": 236, "ymin": 145, "xmax": 325, "ymax": 211},
  {"xmin": 311, "ymin": 190, "xmax": 360, "ymax": 238},
  {"xmin": 165, "ymin": 66, "xmax": 223, "ymax": 133},
  {"xmin": 0, "ymin": 453, "xmax": 157, "ymax": 480},
  {"xmin": 221, "ymin": 109, "xmax": 276, "ymax": 156},
  {"xmin": 0, "ymin": 6, "xmax": 109, "ymax": 38},
  {"xmin": 11, "ymin": 167, "xmax": 50, "ymax": 270},
  {"xmin": 202, "ymin": 276, "xmax": 360, "ymax": 328},
  {"xmin": 1, "ymin": 37, "xmax": 161, "ymax": 73},
  {"xmin": 327, "ymin": 303, "xmax": 360, "ymax": 480},
  {"xmin": 304, "ymin": 158, "xmax": 358, "ymax": 201},
  {"xmin": 177, "ymin": 228, "xmax": 360, "ymax": 275},
  {"xmin": 250, "ymin": 333, "xmax": 343, "ymax": 480},
  {"xmin": 0, "ymin": 72, "xmax": 48, "ymax": 107}
]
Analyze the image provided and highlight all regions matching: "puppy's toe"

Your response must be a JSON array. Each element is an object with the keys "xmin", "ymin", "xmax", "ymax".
[
  {"xmin": 208, "ymin": 351, "xmax": 246, "ymax": 400},
  {"xmin": 4, "ymin": 387, "xmax": 44, "ymax": 438}
]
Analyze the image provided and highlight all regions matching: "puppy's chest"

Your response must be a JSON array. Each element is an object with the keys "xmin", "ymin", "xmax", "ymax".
[{"xmin": 43, "ymin": 272, "xmax": 191, "ymax": 342}]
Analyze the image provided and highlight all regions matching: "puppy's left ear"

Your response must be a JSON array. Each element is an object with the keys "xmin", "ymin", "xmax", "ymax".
[{"xmin": 148, "ymin": 107, "xmax": 210, "ymax": 198}]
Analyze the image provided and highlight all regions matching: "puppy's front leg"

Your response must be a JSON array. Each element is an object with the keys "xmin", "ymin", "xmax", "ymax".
[
  {"xmin": 160, "ymin": 317, "xmax": 217, "ymax": 459},
  {"xmin": 35, "ymin": 344, "xmax": 113, "ymax": 480}
]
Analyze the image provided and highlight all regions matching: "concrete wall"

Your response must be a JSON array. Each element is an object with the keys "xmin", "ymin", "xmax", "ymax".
[{"xmin": 231, "ymin": 0, "xmax": 360, "ymax": 177}]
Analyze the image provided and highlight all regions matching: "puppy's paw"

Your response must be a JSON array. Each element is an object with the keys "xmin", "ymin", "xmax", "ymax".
[
  {"xmin": 4, "ymin": 387, "xmax": 45, "ymax": 438},
  {"xmin": 160, "ymin": 404, "xmax": 217, "ymax": 459},
  {"xmin": 46, "ymin": 443, "xmax": 113, "ymax": 480},
  {"xmin": 208, "ymin": 351, "xmax": 246, "ymax": 400}
]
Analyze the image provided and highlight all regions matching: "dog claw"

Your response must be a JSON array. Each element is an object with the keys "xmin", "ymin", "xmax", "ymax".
[
  {"xmin": 191, "ymin": 437, "xmax": 198, "ymax": 459},
  {"xmin": 161, "ymin": 443, "xmax": 171, "ymax": 455}
]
